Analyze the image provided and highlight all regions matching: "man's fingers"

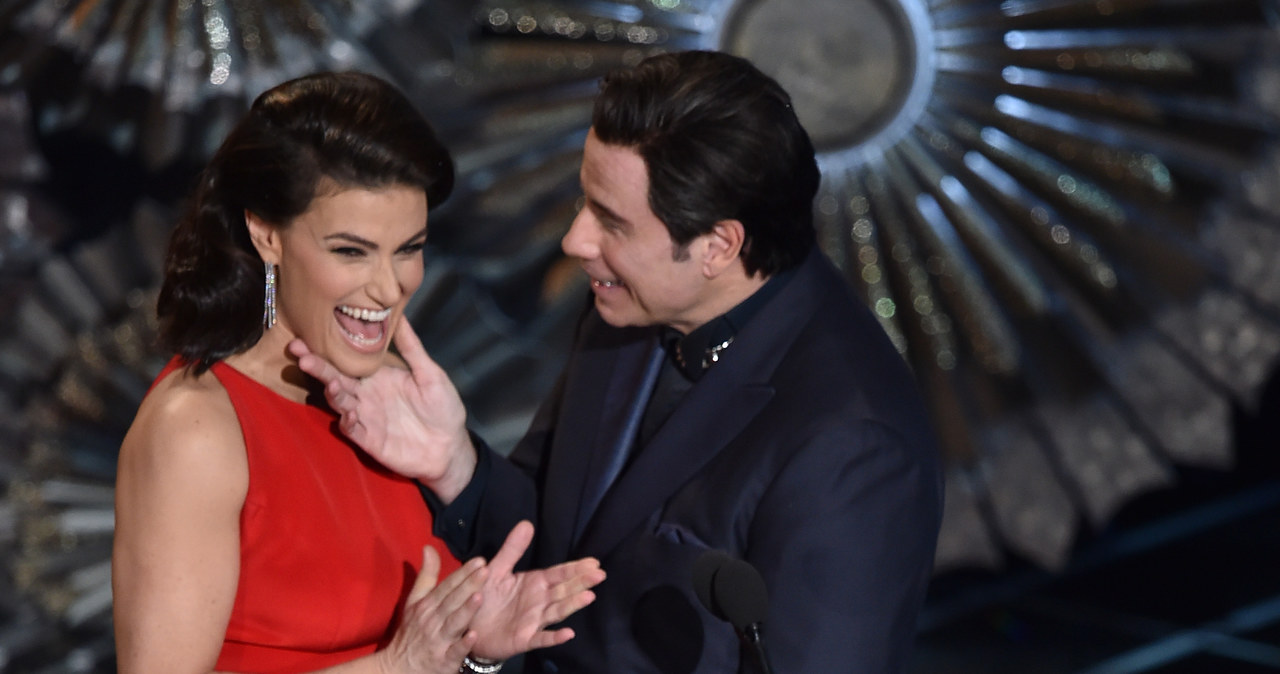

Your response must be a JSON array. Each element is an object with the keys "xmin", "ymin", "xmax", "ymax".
[
  {"xmin": 389, "ymin": 318, "xmax": 435, "ymax": 378},
  {"xmin": 327, "ymin": 384, "xmax": 358, "ymax": 415},
  {"xmin": 285, "ymin": 337, "xmax": 312, "ymax": 359},
  {"xmin": 293, "ymin": 343, "xmax": 350, "ymax": 388},
  {"xmin": 338, "ymin": 414, "xmax": 367, "ymax": 445},
  {"xmin": 489, "ymin": 520, "xmax": 534, "ymax": 578},
  {"xmin": 392, "ymin": 318, "xmax": 445, "ymax": 386}
]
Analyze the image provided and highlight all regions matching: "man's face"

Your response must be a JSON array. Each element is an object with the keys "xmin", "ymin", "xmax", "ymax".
[{"xmin": 561, "ymin": 130, "xmax": 712, "ymax": 334}]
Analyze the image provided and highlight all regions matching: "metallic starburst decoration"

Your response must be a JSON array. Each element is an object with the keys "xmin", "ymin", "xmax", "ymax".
[
  {"xmin": 405, "ymin": 0, "xmax": 1280, "ymax": 574},
  {"xmin": 2, "ymin": 0, "xmax": 1280, "ymax": 669}
]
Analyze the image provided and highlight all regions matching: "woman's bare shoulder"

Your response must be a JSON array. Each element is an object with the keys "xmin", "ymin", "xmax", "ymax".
[{"xmin": 119, "ymin": 365, "xmax": 246, "ymax": 483}]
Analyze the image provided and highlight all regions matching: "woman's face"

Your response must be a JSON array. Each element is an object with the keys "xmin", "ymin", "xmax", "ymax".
[{"xmin": 250, "ymin": 183, "xmax": 428, "ymax": 378}]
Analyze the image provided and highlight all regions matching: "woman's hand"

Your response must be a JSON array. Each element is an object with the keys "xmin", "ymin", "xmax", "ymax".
[
  {"xmin": 468, "ymin": 522, "xmax": 607, "ymax": 661},
  {"xmin": 377, "ymin": 548, "xmax": 488, "ymax": 674}
]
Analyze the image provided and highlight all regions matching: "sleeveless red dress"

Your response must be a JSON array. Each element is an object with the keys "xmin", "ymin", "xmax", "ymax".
[{"xmin": 153, "ymin": 359, "xmax": 460, "ymax": 672}]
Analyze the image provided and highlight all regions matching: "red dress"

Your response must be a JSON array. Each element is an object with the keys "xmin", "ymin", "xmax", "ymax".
[{"xmin": 154, "ymin": 359, "xmax": 460, "ymax": 672}]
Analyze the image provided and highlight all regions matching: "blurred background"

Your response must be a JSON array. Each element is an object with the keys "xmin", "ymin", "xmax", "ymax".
[{"xmin": 2, "ymin": 0, "xmax": 1279, "ymax": 671}]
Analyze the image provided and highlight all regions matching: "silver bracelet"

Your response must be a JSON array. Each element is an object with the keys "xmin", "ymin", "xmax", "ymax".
[{"xmin": 459, "ymin": 655, "xmax": 504, "ymax": 673}]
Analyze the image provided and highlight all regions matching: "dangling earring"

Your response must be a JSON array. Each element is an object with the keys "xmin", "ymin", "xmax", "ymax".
[{"xmin": 263, "ymin": 261, "xmax": 277, "ymax": 329}]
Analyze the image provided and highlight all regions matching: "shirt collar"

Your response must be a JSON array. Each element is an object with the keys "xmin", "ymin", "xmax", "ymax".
[{"xmin": 664, "ymin": 265, "xmax": 797, "ymax": 381}]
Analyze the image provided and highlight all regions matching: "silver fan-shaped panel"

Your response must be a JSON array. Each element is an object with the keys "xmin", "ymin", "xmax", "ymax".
[
  {"xmin": 3, "ymin": 0, "xmax": 1280, "ymax": 669},
  {"xmin": 399, "ymin": 0, "xmax": 1280, "ymax": 573}
]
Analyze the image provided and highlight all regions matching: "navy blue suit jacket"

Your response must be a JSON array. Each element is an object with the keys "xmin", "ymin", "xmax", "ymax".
[{"xmin": 463, "ymin": 249, "xmax": 943, "ymax": 673}]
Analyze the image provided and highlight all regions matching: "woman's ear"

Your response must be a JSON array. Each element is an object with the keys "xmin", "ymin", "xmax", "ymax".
[
  {"xmin": 701, "ymin": 218, "xmax": 746, "ymax": 278},
  {"xmin": 245, "ymin": 210, "xmax": 281, "ymax": 264}
]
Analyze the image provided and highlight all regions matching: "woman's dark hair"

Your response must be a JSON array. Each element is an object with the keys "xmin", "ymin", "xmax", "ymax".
[
  {"xmin": 591, "ymin": 50, "xmax": 820, "ymax": 277},
  {"xmin": 157, "ymin": 71, "xmax": 453, "ymax": 373}
]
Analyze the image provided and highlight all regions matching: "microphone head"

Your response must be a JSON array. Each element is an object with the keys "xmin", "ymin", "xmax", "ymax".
[
  {"xmin": 714, "ymin": 557, "xmax": 769, "ymax": 631},
  {"xmin": 691, "ymin": 549, "xmax": 734, "ymax": 619},
  {"xmin": 691, "ymin": 550, "xmax": 769, "ymax": 631}
]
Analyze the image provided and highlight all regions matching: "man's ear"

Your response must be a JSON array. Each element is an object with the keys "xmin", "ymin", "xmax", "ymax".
[
  {"xmin": 245, "ymin": 210, "xmax": 281, "ymax": 265},
  {"xmin": 701, "ymin": 219, "xmax": 746, "ymax": 278}
]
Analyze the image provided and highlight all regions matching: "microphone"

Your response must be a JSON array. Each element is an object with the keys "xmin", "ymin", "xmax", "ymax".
[{"xmin": 691, "ymin": 550, "xmax": 776, "ymax": 674}]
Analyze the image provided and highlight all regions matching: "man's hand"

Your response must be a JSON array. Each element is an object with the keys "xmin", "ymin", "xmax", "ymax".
[
  {"xmin": 289, "ymin": 318, "xmax": 478, "ymax": 502},
  {"xmin": 468, "ymin": 521, "xmax": 606, "ymax": 661}
]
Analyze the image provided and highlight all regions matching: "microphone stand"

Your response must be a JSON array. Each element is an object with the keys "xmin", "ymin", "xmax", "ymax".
[{"xmin": 741, "ymin": 623, "xmax": 776, "ymax": 674}]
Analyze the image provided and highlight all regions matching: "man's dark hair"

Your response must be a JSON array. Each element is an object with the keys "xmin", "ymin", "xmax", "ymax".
[{"xmin": 591, "ymin": 50, "xmax": 820, "ymax": 276}]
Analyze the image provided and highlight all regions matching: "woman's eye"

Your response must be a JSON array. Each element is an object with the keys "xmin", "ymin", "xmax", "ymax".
[
  {"xmin": 332, "ymin": 247, "xmax": 364, "ymax": 257},
  {"xmin": 398, "ymin": 241, "xmax": 426, "ymax": 255}
]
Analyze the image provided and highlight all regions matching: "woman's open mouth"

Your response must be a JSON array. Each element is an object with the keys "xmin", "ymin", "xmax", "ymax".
[{"xmin": 335, "ymin": 305, "xmax": 390, "ymax": 348}]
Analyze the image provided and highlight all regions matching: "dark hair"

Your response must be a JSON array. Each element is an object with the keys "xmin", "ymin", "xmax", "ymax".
[
  {"xmin": 157, "ymin": 71, "xmax": 453, "ymax": 373},
  {"xmin": 591, "ymin": 50, "xmax": 819, "ymax": 277}
]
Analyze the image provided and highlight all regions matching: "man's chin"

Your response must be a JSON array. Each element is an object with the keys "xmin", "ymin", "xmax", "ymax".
[{"xmin": 595, "ymin": 302, "xmax": 646, "ymax": 329}]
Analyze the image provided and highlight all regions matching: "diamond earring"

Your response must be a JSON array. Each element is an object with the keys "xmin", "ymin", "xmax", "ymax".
[{"xmin": 263, "ymin": 261, "xmax": 277, "ymax": 329}]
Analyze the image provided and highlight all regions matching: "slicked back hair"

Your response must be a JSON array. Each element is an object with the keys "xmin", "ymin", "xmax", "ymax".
[{"xmin": 591, "ymin": 50, "xmax": 820, "ymax": 277}]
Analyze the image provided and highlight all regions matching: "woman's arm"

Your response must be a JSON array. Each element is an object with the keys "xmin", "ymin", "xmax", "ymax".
[
  {"xmin": 111, "ymin": 373, "xmax": 491, "ymax": 674},
  {"xmin": 112, "ymin": 375, "xmax": 248, "ymax": 673}
]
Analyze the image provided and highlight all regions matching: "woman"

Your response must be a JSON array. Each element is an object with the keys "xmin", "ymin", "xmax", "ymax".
[{"xmin": 111, "ymin": 71, "xmax": 603, "ymax": 673}]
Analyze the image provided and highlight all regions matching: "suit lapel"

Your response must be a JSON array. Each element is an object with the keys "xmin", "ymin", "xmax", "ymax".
[
  {"xmin": 575, "ymin": 371, "xmax": 774, "ymax": 555},
  {"xmin": 539, "ymin": 328, "xmax": 659, "ymax": 561},
  {"xmin": 570, "ymin": 341, "xmax": 664, "ymax": 544},
  {"xmin": 572, "ymin": 250, "xmax": 833, "ymax": 557}
]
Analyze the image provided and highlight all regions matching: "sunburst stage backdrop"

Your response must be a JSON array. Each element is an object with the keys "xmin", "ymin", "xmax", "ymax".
[{"xmin": 2, "ymin": 0, "xmax": 1279, "ymax": 669}]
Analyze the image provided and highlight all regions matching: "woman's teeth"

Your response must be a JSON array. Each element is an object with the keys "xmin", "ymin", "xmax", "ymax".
[{"xmin": 338, "ymin": 305, "xmax": 391, "ymax": 321}]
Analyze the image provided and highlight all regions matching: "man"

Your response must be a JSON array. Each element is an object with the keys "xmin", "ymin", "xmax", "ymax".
[{"xmin": 295, "ymin": 50, "xmax": 943, "ymax": 673}]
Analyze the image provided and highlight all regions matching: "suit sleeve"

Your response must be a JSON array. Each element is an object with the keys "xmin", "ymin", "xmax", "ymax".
[
  {"xmin": 427, "ymin": 299, "xmax": 595, "ymax": 564},
  {"xmin": 745, "ymin": 418, "xmax": 943, "ymax": 673},
  {"xmin": 428, "ymin": 358, "xmax": 567, "ymax": 565}
]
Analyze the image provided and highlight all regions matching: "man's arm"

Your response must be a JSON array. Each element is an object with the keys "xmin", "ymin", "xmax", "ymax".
[
  {"xmin": 423, "ymin": 431, "xmax": 537, "ymax": 564},
  {"xmin": 436, "ymin": 353, "xmax": 571, "ymax": 562}
]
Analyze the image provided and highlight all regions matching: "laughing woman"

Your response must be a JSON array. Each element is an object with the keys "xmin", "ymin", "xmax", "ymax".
[{"xmin": 111, "ymin": 72, "xmax": 603, "ymax": 674}]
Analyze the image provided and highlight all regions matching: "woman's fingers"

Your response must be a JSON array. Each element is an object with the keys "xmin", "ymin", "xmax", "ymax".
[
  {"xmin": 489, "ymin": 520, "xmax": 534, "ymax": 579},
  {"xmin": 406, "ymin": 545, "xmax": 442, "ymax": 604},
  {"xmin": 542, "ymin": 589, "xmax": 599, "ymax": 626},
  {"xmin": 409, "ymin": 555, "xmax": 484, "ymax": 618},
  {"xmin": 449, "ymin": 629, "xmax": 481, "ymax": 663},
  {"xmin": 541, "ymin": 557, "xmax": 605, "ymax": 589},
  {"xmin": 434, "ymin": 557, "xmax": 486, "ymax": 599},
  {"xmin": 385, "ymin": 555, "xmax": 485, "ymax": 673},
  {"xmin": 403, "ymin": 555, "xmax": 486, "ymax": 642},
  {"xmin": 526, "ymin": 626, "xmax": 577, "ymax": 651}
]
